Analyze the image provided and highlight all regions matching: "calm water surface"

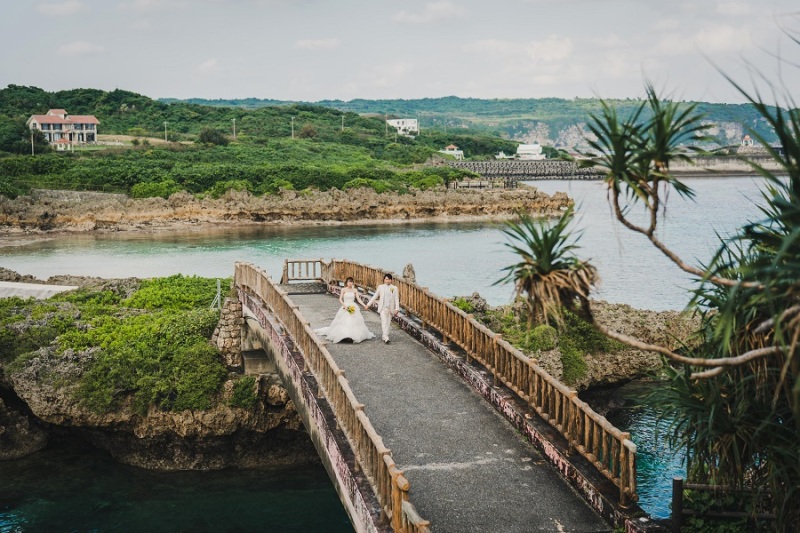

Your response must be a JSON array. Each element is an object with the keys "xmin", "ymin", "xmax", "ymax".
[
  {"xmin": 0, "ymin": 176, "xmax": 771, "ymax": 526},
  {"xmin": 0, "ymin": 177, "xmax": 768, "ymax": 311}
]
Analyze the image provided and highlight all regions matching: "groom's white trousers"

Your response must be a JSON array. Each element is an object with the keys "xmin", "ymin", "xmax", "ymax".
[{"xmin": 379, "ymin": 309, "xmax": 392, "ymax": 341}]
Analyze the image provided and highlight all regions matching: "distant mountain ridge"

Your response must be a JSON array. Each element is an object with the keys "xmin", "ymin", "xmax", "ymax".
[{"xmin": 160, "ymin": 95, "xmax": 780, "ymax": 149}]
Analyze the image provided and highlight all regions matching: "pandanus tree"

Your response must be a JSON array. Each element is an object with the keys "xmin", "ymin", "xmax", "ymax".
[
  {"xmin": 497, "ymin": 205, "xmax": 598, "ymax": 327},
  {"xmin": 572, "ymin": 73, "xmax": 800, "ymax": 529}
]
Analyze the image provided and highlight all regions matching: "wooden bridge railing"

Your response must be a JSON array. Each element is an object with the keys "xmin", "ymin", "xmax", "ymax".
[
  {"xmin": 280, "ymin": 258, "xmax": 329, "ymax": 284},
  {"xmin": 235, "ymin": 262, "xmax": 430, "ymax": 533},
  {"xmin": 322, "ymin": 258, "xmax": 638, "ymax": 508}
]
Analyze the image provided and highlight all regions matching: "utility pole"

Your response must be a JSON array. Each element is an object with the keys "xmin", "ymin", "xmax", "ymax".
[
  {"xmin": 341, "ymin": 115, "xmax": 344, "ymax": 132},
  {"xmin": 164, "ymin": 121, "xmax": 168, "ymax": 142},
  {"xmin": 231, "ymin": 118, "xmax": 237, "ymax": 140},
  {"xmin": 31, "ymin": 130, "xmax": 35, "ymax": 156},
  {"xmin": 385, "ymin": 114, "xmax": 388, "ymax": 137},
  {"xmin": 291, "ymin": 117, "xmax": 295, "ymax": 139}
]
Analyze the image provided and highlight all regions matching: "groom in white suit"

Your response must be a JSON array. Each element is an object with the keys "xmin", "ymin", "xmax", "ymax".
[{"xmin": 365, "ymin": 273, "xmax": 400, "ymax": 344}]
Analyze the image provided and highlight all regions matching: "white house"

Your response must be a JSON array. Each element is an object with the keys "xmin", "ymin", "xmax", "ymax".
[
  {"xmin": 438, "ymin": 144, "xmax": 464, "ymax": 160},
  {"xmin": 27, "ymin": 109, "xmax": 100, "ymax": 151},
  {"xmin": 516, "ymin": 142, "xmax": 545, "ymax": 160},
  {"xmin": 386, "ymin": 118, "xmax": 419, "ymax": 136}
]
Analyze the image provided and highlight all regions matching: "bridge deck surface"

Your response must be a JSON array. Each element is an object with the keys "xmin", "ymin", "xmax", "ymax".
[{"xmin": 291, "ymin": 292, "xmax": 611, "ymax": 533}]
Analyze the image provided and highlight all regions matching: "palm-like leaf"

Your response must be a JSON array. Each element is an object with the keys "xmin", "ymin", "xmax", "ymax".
[{"xmin": 497, "ymin": 206, "xmax": 598, "ymax": 326}]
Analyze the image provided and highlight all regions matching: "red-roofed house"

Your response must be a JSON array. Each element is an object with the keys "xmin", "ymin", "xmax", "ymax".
[{"xmin": 27, "ymin": 109, "xmax": 100, "ymax": 151}]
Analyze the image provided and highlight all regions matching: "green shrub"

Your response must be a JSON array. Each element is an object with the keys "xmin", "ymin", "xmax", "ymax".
[
  {"xmin": 559, "ymin": 336, "xmax": 589, "ymax": 385},
  {"xmin": 230, "ymin": 375, "xmax": 258, "ymax": 409},
  {"xmin": 123, "ymin": 275, "xmax": 224, "ymax": 310},
  {"xmin": 206, "ymin": 179, "xmax": 251, "ymax": 199},
  {"xmin": 450, "ymin": 297, "xmax": 474, "ymax": 313},
  {"xmin": 529, "ymin": 324, "xmax": 557, "ymax": 351},
  {"xmin": 74, "ymin": 308, "xmax": 226, "ymax": 414},
  {"xmin": 130, "ymin": 179, "xmax": 182, "ymax": 199}
]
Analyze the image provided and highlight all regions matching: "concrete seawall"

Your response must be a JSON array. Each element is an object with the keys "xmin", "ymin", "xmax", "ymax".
[{"xmin": 446, "ymin": 156, "xmax": 779, "ymax": 180}]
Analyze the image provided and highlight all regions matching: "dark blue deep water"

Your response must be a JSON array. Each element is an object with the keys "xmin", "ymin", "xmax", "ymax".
[{"xmin": 0, "ymin": 437, "xmax": 351, "ymax": 532}]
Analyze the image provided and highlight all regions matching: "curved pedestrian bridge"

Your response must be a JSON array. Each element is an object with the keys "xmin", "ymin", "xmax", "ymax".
[{"xmin": 235, "ymin": 260, "xmax": 646, "ymax": 532}]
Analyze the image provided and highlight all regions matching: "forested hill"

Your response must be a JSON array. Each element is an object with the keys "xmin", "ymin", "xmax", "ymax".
[
  {"xmin": 162, "ymin": 95, "xmax": 780, "ymax": 147},
  {"xmin": 0, "ymin": 84, "xmax": 518, "ymax": 158}
]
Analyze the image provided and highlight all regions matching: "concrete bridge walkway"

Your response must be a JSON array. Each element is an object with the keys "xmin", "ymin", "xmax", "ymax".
[{"xmin": 291, "ymin": 290, "xmax": 611, "ymax": 533}]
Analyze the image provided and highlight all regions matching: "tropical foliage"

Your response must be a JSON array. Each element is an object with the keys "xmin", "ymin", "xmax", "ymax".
[
  {"xmin": 576, "ymin": 74, "xmax": 800, "ymax": 529},
  {"xmin": 0, "ymin": 276, "xmax": 229, "ymax": 415},
  {"xmin": 497, "ymin": 205, "xmax": 598, "ymax": 326}
]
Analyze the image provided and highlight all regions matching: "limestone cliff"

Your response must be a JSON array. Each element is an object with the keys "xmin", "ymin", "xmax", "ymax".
[
  {"xmin": 0, "ymin": 186, "xmax": 571, "ymax": 235},
  {"xmin": 1, "ymin": 342, "xmax": 313, "ymax": 469}
]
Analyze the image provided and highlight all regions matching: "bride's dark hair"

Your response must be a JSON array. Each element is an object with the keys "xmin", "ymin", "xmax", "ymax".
[{"xmin": 345, "ymin": 276, "xmax": 354, "ymax": 285}]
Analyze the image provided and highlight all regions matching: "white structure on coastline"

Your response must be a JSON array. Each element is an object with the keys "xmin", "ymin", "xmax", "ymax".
[
  {"xmin": 26, "ymin": 109, "xmax": 100, "ymax": 151},
  {"xmin": 516, "ymin": 142, "xmax": 546, "ymax": 160},
  {"xmin": 439, "ymin": 144, "xmax": 464, "ymax": 160},
  {"xmin": 386, "ymin": 118, "xmax": 418, "ymax": 136}
]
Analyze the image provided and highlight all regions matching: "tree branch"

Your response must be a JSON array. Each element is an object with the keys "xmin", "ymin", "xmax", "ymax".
[
  {"xmin": 592, "ymin": 320, "xmax": 783, "ymax": 368},
  {"xmin": 607, "ymin": 182, "xmax": 763, "ymax": 290}
]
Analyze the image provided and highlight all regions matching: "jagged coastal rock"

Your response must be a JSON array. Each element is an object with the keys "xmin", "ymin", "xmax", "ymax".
[{"xmin": 0, "ymin": 187, "xmax": 570, "ymax": 235}]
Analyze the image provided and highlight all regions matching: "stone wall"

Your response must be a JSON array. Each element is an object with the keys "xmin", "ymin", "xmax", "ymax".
[{"xmin": 211, "ymin": 297, "xmax": 243, "ymax": 368}]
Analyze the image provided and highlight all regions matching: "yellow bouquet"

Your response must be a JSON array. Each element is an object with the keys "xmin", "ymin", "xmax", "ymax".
[{"xmin": 346, "ymin": 305, "xmax": 356, "ymax": 314}]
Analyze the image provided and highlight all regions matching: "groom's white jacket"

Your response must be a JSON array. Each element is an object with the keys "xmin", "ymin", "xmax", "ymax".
[{"xmin": 367, "ymin": 283, "xmax": 400, "ymax": 313}]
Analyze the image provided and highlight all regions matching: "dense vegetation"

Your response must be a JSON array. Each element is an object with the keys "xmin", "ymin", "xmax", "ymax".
[
  {"xmin": 165, "ymin": 94, "xmax": 781, "ymax": 147},
  {"xmin": 1, "ymin": 85, "xmax": 529, "ymax": 198},
  {"xmin": 0, "ymin": 275, "xmax": 235, "ymax": 415},
  {"xmin": 495, "ymin": 75, "xmax": 799, "ymax": 529}
]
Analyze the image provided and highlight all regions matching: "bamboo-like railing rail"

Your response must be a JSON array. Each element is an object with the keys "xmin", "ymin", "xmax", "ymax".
[
  {"xmin": 235, "ymin": 262, "xmax": 430, "ymax": 533},
  {"xmin": 280, "ymin": 258, "xmax": 328, "ymax": 284},
  {"xmin": 319, "ymin": 258, "xmax": 638, "ymax": 508}
]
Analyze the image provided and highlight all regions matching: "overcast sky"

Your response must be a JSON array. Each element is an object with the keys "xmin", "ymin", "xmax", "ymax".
[{"xmin": 2, "ymin": 1, "xmax": 799, "ymax": 103}]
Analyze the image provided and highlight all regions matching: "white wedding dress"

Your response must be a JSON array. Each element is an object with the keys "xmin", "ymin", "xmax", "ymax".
[{"xmin": 315, "ymin": 291, "xmax": 375, "ymax": 343}]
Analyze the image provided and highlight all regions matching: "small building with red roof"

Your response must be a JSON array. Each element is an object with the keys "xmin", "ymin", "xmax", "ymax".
[{"xmin": 27, "ymin": 109, "xmax": 100, "ymax": 150}]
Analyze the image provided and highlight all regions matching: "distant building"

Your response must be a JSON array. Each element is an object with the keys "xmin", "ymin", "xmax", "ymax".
[
  {"xmin": 386, "ymin": 118, "xmax": 419, "ymax": 136},
  {"xmin": 27, "ymin": 109, "xmax": 100, "ymax": 151},
  {"xmin": 439, "ymin": 144, "xmax": 464, "ymax": 160},
  {"xmin": 516, "ymin": 142, "xmax": 545, "ymax": 160},
  {"xmin": 495, "ymin": 151, "xmax": 513, "ymax": 159},
  {"xmin": 741, "ymin": 134, "xmax": 754, "ymax": 147}
]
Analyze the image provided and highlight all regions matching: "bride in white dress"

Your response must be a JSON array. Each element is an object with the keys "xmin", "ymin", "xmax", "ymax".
[{"xmin": 315, "ymin": 277, "xmax": 375, "ymax": 343}]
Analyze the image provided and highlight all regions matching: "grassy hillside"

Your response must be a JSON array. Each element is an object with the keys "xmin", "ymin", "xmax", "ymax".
[
  {"xmin": 164, "ymin": 94, "xmax": 781, "ymax": 146},
  {"xmin": 2, "ymin": 85, "xmax": 520, "ymax": 198}
]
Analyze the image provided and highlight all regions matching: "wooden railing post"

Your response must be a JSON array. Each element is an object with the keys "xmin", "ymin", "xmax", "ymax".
[{"xmin": 671, "ymin": 477, "xmax": 683, "ymax": 532}]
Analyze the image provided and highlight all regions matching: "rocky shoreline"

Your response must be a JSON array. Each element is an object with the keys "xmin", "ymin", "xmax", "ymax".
[{"xmin": 0, "ymin": 186, "xmax": 571, "ymax": 237}]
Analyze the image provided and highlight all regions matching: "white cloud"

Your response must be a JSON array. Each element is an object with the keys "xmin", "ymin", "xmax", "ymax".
[
  {"xmin": 343, "ymin": 61, "xmax": 414, "ymax": 95},
  {"xmin": 196, "ymin": 58, "xmax": 219, "ymax": 74},
  {"xmin": 694, "ymin": 24, "xmax": 746, "ymax": 52},
  {"xmin": 394, "ymin": 1, "xmax": 467, "ymax": 24},
  {"xmin": 294, "ymin": 38, "xmax": 341, "ymax": 50},
  {"xmin": 715, "ymin": 1, "xmax": 752, "ymax": 15},
  {"xmin": 525, "ymin": 35, "xmax": 573, "ymax": 63},
  {"xmin": 464, "ymin": 35, "xmax": 572, "ymax": 61},
  {"xmin": 36, "ymin": 0, "xmax": 87, "ymax": 16},
  {"xmin": 57, "ymin": 41, "xmax": 104, "ymax": 56},
  {"xmin": 655, "ymin": 24, "xmax": 748, "ymax": 56},
  {"xmin": 129, "ymin": 19, "xmax": 151, "ymax": 30},
  {"xmin": 118, "ymin": 0, "xmax": 187, "ymax": 12},
  {"xmin": 463, "ymin": 39, "xmax": 516, "ymax": 55}
]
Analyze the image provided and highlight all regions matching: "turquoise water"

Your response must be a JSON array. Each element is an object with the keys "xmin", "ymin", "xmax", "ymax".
[
  {"xmin": 0, "ymin": 177, "xmax": 767, "ymax": 311},
  {"xmin": 0, "ymin": 176, "xmax": 771, "ymax": 525}
]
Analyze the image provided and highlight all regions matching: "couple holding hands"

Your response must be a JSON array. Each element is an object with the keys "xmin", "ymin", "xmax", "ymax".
[{"xmin": 315, "ymin": 274, "xmax": 400, "ymax": 345}]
